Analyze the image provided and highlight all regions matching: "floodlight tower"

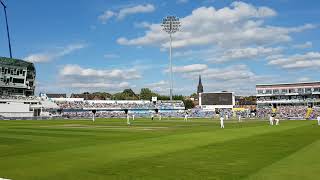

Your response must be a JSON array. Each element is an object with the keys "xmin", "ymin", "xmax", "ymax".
[
  {"xmin": 1, "ymin": 0, "xmax": 12, "ymax": 58},
  {"xmin": 161, "ymin": 16, "xmax": 181, "ymax": 101}
]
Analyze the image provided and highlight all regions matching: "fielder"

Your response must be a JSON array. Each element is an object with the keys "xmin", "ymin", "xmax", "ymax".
[
  {"xmin": 132, "ymin": 114, "xmax": 135, "ymax": 121},
  {"xmin": 151, "ymin": 114, "xmax": 154, "ymax": 121},
  {"xmin": 275, "ymin": 118, "xmax": 280, "ymax": 125},
  {"xmin": 269, "ymin": 115, "xmax": 274, "ymax": 126},
  {"xmin": 127, "ymin": 114, "xmax": 130, "ymax": 125},
  {"xmin": 220, "ymin": 114, "xmax": 225, "ymax": 129},
  {"xmin": 238, "ymin": 114, "xmax": 241, "ymax": 122},
  {"xmin": 317, "ymin": 115, "xmax": 320, "ymax": 125},
  {"xmin": 184, "ymin": 112, "xmax": 189, "ymax": 122}
]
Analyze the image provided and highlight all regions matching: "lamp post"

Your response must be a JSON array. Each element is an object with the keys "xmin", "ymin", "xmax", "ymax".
[
  {"xmin": 161, "ymin": 16, "xmax": 180, "ymax": 101},
  {"xmin": 1, "ymin": 0, "xmax": 12, "ymax": 58}
]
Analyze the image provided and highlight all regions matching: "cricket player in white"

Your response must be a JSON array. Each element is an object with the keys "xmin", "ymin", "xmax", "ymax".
[
  {"xmin": 132, "ymin": 114, "xmax": 135, "ymax": 121},
  {"xmin": 238, "ymin": 114, "xmax": 241, "ymax": 122},
  {"xmin": 225, "ymin": 114, "xmax": 228, "ymax": 120},
  {"xmin": 317, "ymin": 116, "xmax": 320, "ymax": 125},
  {"xmin": 184, "ymin": 112, "xmax": 188, "ymax": 122},
  {"xmin": 269, "ymin": 115, "xmax": 274, "ymax": 125},
  {"xmin": 220, "ymin": 115, "xmax": 225, "ymax": 128},
  {"xmin": 127, "ymin": 114, "xmax": 130, "ymax": 125},
  {"xmin": 275, "ymin": 118, "xmax": 280, "ymax": 125},
  {"xmin": 159, "ymin": 114, "xmax": 162, "ymax": 121}
]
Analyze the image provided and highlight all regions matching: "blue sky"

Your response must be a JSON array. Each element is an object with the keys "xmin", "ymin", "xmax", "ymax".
[{"xmin": 0, "ymin": 0, "xmax": 319, "ymax": 95}]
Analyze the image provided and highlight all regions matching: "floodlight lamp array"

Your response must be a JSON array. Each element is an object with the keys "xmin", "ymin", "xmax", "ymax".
[{"xmin": 161, "ymin": 16, "xmax": 181, "ymax": 34}]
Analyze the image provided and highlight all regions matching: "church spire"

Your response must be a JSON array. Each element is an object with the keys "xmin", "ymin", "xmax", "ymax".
[{"xmin": 197, "ymin": 75, "xmax": 203, "ymax": 94}]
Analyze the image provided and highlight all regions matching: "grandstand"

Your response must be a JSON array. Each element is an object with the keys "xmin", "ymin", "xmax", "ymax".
[
  {"xmin": 0, "ymin": 95, "xmax": 60, "ymax": 118},
  {"xmin": 51, "ymin": 97, "xmax": 186, "ymax": 118},
  {"xmin": 256, "ymin": 82, "xmax": 320, "ymax": 119}
]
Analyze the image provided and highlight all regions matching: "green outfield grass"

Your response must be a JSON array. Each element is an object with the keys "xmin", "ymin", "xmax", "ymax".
[{"xmin": 0, "ymin": 118, "xmax": 319, "ymax": 180}]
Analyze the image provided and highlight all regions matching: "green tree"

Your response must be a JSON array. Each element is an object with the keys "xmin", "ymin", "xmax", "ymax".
[
  {"xmin": 173, "ymin": 95, "xmax": 184, "ymax": 101},
  {"xmin": 112, "ymin": 92, "xmax": 125, "ymax": 100},
  {"xmin": 157, "ymin": 95, "xmax": 170, "ymax": 100},
  {"xmin": 190, "ymin": 93, "xmax": 197, "ymax": 98},
  {"xmin": 121, "ymin": 89, "xmax": 139, "ymax": 100},
  {"xmin": 140, "ymin": 88, "xmax": 154, "ymax": 100},
  {"xmin": 183, "ymin": 99, "xmax": 195, "ymax": 110}
]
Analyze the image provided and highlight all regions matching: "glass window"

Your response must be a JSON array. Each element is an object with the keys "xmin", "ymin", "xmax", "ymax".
[
  {"xmin": 297, "ymin": 88, "xmax": 304, "ymax": 93},
  {"xmin": 281, "ymin": 89, "xmax": 288, "ymax": 94},
  {"xmin": 13, "ymin": 78, "xmax": 24, "ymax": 84},
  {"xmin": 314, "ymin": 87, "xmax": 320, "ymax": 92},
  {"xmin": 305, "ymin": 88, "xmax": 312, "ymax": 93},
  {"xmin": 265, "ymin": 89, "xmax": 272, "ymax": 94},
  {"xmin": 257, "ymin": 90, "xmax": 264, "ymax": 94},
  {"xmin": 289, "ymin": 89, "xmax": 296, "ymax": 93},
  {"xmin": 273, "ymin": 89, "xmax": 280, "ymax": 94}
]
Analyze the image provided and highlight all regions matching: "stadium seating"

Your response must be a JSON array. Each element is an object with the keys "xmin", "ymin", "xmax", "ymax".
[{"xmin": 257, "ymin": 106, "xmax": 320, "ymax": 119}]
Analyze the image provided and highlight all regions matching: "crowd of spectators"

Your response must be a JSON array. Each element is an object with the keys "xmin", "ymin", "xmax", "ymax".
[
  {"xmin": 278, "ymin": 106, "xmax": 308, "ymax": 119},
  {"xmin": 61, "ymin": 109, "xmax": 258, "ymax": 119},
  {"xmin": 0, "ymin": 95, "xmax": 38, "ymax": 101},
  {"xmin": 256, "ymin": 108, "xmax": 272, "ymax": 118},
  {"xmin": 61, "ymin": 110, "xmax": 217, "ymax": 119},
  {"xmin": 4, "ymin": 95, "xmax": 320, "ymax": 120},
  {"xmin": 62, "ymin": 111, "xmax": 127, "ymax": 118},
  {"xmin": 257, "ymin": 106, "xmax": 320, "ymax": 119},
  {"xmin": 56, "ymin": 100, "xmax": 185, "ymax": 110}
]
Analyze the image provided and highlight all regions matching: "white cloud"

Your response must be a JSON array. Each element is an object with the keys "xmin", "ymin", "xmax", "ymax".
[
  {"xmin": 24, "ymin": 54, "xmax": 52, "ymax": 63},
  {"xmin": 60, "ymin": 64, "xmax": 141, "ymax": 80},
  {"xmin": 55, "ymin": 64, "xmax": 141, "ymax": 91},
  {"xmin": 146, "ymin": 80, "xmax": 187, "ymax": 95},
  {"xmin": 268, "ymin": 52, "xmax": 320, "ymax": 69},
  {"xmin": 117, "ymin": 2, "xmax": 315, "ymax": 49},
  {"xmin": 98, "ymin": 4, "xmax": 155, "ymax": 23},
  {"xmin": 146, "ymin": 80, "xmax": 168, "ymax": 94},
  {"xmin": 173, "ymin": 46, "xmax": 282, "ymax": 63},
  {"xmin": 69, "ymin": 82, "xmax": 130, "ymax": 89},
  {"xmin": 171, "ymin": 64, "xmax": 256, "ymax": 81},
  {"xmin": 98, "ymin": 10, "xmax": 115, "ymax": 24},
  {"xmin": 134, "ymin": 21, "xmax": 151, "ymax": 28},
  {"xmin": 211, "ymin": 46, "xmax": 282, "ymax": 63},
  {"xmin": 148, "ymin": 80, "xmax": 168, "ymax": 87},
  {"xmin": 292, "ymin": 41, "xmax": 313, "ymax": 49},
  {"xmin": 198, "ymin": 65, "xmax": 256, "ymax": 81},
  {"xmin": 169, "ymin": 64, "xmax": 208, "ymax": 73},
  {"xmin": 117, "ymin": 4, "xmax": 155, "ymax": 20},
  {"xmin": 24, "ymin": 43, "xmax": 86, "ymax": 63}
]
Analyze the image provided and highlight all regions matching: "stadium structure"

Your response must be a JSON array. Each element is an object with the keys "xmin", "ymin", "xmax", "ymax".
[
  {"xmin": 51, "ymin": 98, "xmax": 187, "ymax": 118},
  {"xmin": 256, "ymin": 82, "xmax": 320, "ymax": 119},
  {"xmin": 1, "ymin": 56, "xmax": 319, "ymax": 120},
  {"xmin": 0, "ymin": 57, "xmax": 59, "ymax": 118},
  {"xmin": 0, "ymin": 57, "xmax": 36, "ymax": 96},
  {"xmin": 256, "ymin": 82, "xmax": 320, "ymax": 106}
]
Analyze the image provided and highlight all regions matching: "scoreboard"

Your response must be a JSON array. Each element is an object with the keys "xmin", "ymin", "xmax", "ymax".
[{"xmin": 199, "ymin": 92, "xmax": 234, "ymax": 109}]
